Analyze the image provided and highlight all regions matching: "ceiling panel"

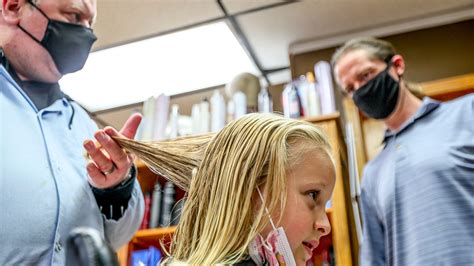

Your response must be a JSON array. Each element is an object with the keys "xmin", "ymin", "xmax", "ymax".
[
  {"xmin": 268, "ymin": 69, "xmax": 292, "ymax": 85},
  {"xmin": 236, "ymin": 0, "xmax": 474, "ymax": 70},
  {"xmin": 222, "ymin": 0, "xmax": 282, "ymax": 14},
  {"xmin": 93, "ymin": 0, "xmax": 223, "ymax": 50}
]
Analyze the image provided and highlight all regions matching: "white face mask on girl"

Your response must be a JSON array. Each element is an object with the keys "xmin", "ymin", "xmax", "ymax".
[{"xmin": 248, "ymin": 188, "xmax": 296, "ymax": 266}]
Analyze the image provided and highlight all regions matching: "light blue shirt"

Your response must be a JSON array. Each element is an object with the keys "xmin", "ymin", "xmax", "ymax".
[
  {"xmin": 0, "ymin": 66, "xmax": 144, "ymax": 265},
  {"xmin": 360, "ymin": 95, "xmax": 474, "ymax": 265}
]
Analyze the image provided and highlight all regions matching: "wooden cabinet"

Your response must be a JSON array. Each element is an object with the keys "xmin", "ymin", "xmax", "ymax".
[{"xmin": 118, "ymin": 113, "xmax": 357, "ymax": 266}]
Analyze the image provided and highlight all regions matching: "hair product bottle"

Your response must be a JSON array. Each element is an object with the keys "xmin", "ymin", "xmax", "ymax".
[{"xmin": 160, "ymin": 181, "xmax": 176, "ymax": 227}]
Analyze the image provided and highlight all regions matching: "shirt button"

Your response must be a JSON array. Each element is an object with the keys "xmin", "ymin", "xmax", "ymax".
[
  {"xmin": 54, "ymin": 241, "xmax": 62, "ymax": 252},
  {"xmin": 396, "ymin": 143, "xmax": 402, "ymax": 150}
]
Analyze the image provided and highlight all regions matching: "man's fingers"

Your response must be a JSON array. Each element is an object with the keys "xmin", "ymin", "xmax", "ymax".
[
  {"xmin": 86, "ymin": 161, "xmax": 107, "ymax": 188},
  {"xmin": 84, "ymin": 138, "xmax": 114, "ymax": 172},
  {"xmin": 119, "ymin": 113, "xmax": 142, "ymax": 139},
  {"xmin": 94, "ymin": 130, "xmax": 130, "ymax": 170}
]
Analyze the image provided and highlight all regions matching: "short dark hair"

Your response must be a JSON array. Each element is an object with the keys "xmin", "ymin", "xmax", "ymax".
[{"xmin": 331, "ymin": 37, "xmax": 396, "ymax": 67}]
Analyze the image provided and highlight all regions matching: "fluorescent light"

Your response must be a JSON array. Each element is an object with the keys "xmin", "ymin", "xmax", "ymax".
[{"xmin": 60, "ymin": 22, "xmax": 260, "ymax": 112}]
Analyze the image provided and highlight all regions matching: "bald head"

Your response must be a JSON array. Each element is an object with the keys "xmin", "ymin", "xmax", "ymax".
[{"xmin": 1, "ymin": 0, "xmax": 97, "ymax": 82}]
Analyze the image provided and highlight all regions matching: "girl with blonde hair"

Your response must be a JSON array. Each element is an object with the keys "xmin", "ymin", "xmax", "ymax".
[{"xmin": 115, "ymin": 113, "xmax": 336, "ymax": 265}]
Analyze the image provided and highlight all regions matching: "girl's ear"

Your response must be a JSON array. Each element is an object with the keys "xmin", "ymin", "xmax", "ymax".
[
  {"xmin": 252, "ymin": 188, "xmax": 261, "ymax": 210},
  {"xmin": 2, "ymin": 0, "xmax": 27, "ymax": 25}
]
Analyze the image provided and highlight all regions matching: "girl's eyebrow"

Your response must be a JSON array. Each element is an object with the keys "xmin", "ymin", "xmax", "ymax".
[{"xmin": 304, "ymin": 181, "xmax": 326, "ymax": 188}]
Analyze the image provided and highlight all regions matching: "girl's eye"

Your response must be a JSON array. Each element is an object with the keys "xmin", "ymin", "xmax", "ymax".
[{"xmin": 308, "ymin": 190, "xmax": 320, "ymax": 201}]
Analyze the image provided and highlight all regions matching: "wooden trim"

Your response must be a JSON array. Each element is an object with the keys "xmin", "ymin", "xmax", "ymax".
[
  {"xmin": 132, "ymin": 226, "xmax": 177, "ymax": 243},
  {"xmin": 342, "ymin": 98, "xmax": 367, "ymax": 179},
  {"xmin": 302, "ymin": 112, "xmax": 340, "ymax": 123},
  {"xmin": 421, "ymin": 73, "xmax": 474, "ymax": 97},
  {"xmin": 312, "ymin": 116, "xmax": 354, "ymax": 266}
]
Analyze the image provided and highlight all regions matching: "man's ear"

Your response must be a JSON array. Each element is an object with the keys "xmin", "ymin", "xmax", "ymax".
[
  {"xmin": 2, "ymin": 0, "xmax": 27, "ymax": 25},
  {"xmin": 391, "ymin": 54, "xmax": 405, "ymax": 77}
]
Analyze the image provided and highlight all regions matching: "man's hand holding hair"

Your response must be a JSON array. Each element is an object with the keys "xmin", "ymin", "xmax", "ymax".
[{"xmin": 84, "ymin": 113, "xmax": 142, "ymax": 189}]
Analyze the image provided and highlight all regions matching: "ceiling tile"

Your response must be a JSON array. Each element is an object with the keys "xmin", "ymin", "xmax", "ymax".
[
  {"xmin": 236, "ymin": 0, "xmax": 474, "ymax": 70},
  {"xmin": 94, "ymin": 0, "xmax": 224, "ymax": 50},
  {"xmin": 268, "ymin": 69, "xmax": 292, "ymax": 85},
  {"xmin": 222, "ymin": 0, "xmax": 283, "ymax": 14}
]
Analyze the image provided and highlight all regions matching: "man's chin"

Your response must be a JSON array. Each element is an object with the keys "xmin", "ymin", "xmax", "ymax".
[
  {"xmin": 43, "ymin": 73, "xmax": 62, "ymax": 83},
  {"xmin": 45, "ymin": 69, "xmax": 62, "ymax": 83}
]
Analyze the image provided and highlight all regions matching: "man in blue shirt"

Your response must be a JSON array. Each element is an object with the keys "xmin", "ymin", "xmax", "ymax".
[
  {"xmin": 332, "ymin": 37, "xmax": 473, "ymax": 265},
  {"xmin": 0, "ymin": 0, "xmax": 144, "ymax": 264}
]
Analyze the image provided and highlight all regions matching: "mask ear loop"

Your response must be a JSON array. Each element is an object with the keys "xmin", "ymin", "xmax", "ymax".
[
  {"xmin": 17, "ymin": 24, "xmax": 43, "ymax": 44},
  {"xmin": 28, "ymin": 0, "xmax": 51, "ymax": 20},
  {"xmin": 256, "ymin": 187, "xmax": 283, "ymax": 257},
  {"xmin": 17, "ymin": 0, "xmax": 51, "ymax": 45},
  {"xmin": 385, "ymin": 55, "xmax": 403, "ymax": 79},
  {"xmin": 257, "ymin": 187, "xmax": 277, "ymax": 231}
]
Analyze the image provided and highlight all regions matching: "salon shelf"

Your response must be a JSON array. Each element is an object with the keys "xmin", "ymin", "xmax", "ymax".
[{"xmin": 131, "ymin": 226, "xmax": 176, "ymax": 244}]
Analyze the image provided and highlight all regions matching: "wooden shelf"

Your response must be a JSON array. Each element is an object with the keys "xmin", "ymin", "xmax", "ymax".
[
  {"xmin": 302, "ymin": 112, "xmax": 340, "ymax": 124},
  {"xmin": 420, "ymin": 73, "xmax": 474, "ymax": 100},
  {"xmin": 326, "ymin": 207, "xmax": 333, "ymax": 215},
  {"xmin": 135, "ymin": 159, "xmax": 147, "ymax": 169},
  {"xmin": 132, "ymin": 226, "xmax": 176, "ymax": 244}
]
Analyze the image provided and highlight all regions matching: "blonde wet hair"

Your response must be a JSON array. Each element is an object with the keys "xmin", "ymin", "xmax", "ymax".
[{"xmin": 116, "ymin": 113, "xmax": 333, "ymax": 265}]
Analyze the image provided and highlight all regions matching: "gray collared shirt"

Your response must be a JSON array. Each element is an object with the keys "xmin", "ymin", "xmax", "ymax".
[{"xmin": 360, "ymin": 95, "xmax": 474, "ymax": 265}]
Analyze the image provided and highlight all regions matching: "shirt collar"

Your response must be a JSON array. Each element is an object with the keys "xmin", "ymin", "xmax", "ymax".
[
  {"xmin": 1, "ymin": 48, "xmax": 66, "ymax": 111},
  {"xmin": 383, "ymin": 97, "xmax": 440, "ymax": 142},
  {"xmin": 1, "ymin": 56, "xmax": 76, "ymax": 129}
]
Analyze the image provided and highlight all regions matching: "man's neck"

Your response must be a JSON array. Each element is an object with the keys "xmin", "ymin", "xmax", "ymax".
[
  {"xmin": 384, "ymin": 86, "xmax": 422, "ymax": 132},
  {"xmin": 2, "ymin": 44, "xmax": 61, "ymax": 83}
]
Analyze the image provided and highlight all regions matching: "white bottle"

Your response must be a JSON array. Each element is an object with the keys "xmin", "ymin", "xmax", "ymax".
[
  {"xmin": 227, "ymin": 100, "xmax": 235, "ymax": 124},
  {"xmin": 315, "ymin": 61, "xmax": 336, "ymax": 115},
  {"xmin": 306, "ymin": 72, "xmax": 321, "ymax": 117},
  {"xmin": 199, "ymin": 98, "xmax": 210, "ymax": 133},
  {"xmin": 258, "ymin": 87, "xmax": 273, "ymax": 113},
  {"xmin": 282, "ymin": 83, "xmax": 300, "ymax": 118},
  {"xmin": 233, "ymin": 91, "xmax": 247, "ymax": 119},
  {"xmin": 168, "ymin": 104, "xmax": 179, "ymax": 139},
  {"xmin": 296, "ymin": 75, "xmax": 309, "ymax": 117},
  {"xmin": 210, "ymin": 90, "xmax": 226, "ymax": 132},
  {"xmin": 191, "ymin": 103, "xmax": 200, "ymax": 134}
]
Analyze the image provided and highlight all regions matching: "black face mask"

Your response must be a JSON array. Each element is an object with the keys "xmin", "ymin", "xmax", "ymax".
[
  {"xmin": 352, "ymin": 60, "xmax": 400, "ymax": 119},
  {"xmin": 18, "ymin": 1, "xmax": 97, "ymax": 75}
]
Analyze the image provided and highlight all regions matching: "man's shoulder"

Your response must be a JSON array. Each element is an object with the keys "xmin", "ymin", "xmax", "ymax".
[
  {"xmin": 361, "ymin": 151, "xmax": 387, "ymax": 188},
  {"xmin": 435, "ymin": 93, "xmax": 473, "ymax": 122},
  {"xmin": 439, "ymin": 93, "xmax": 473, "ymax": 110}
]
